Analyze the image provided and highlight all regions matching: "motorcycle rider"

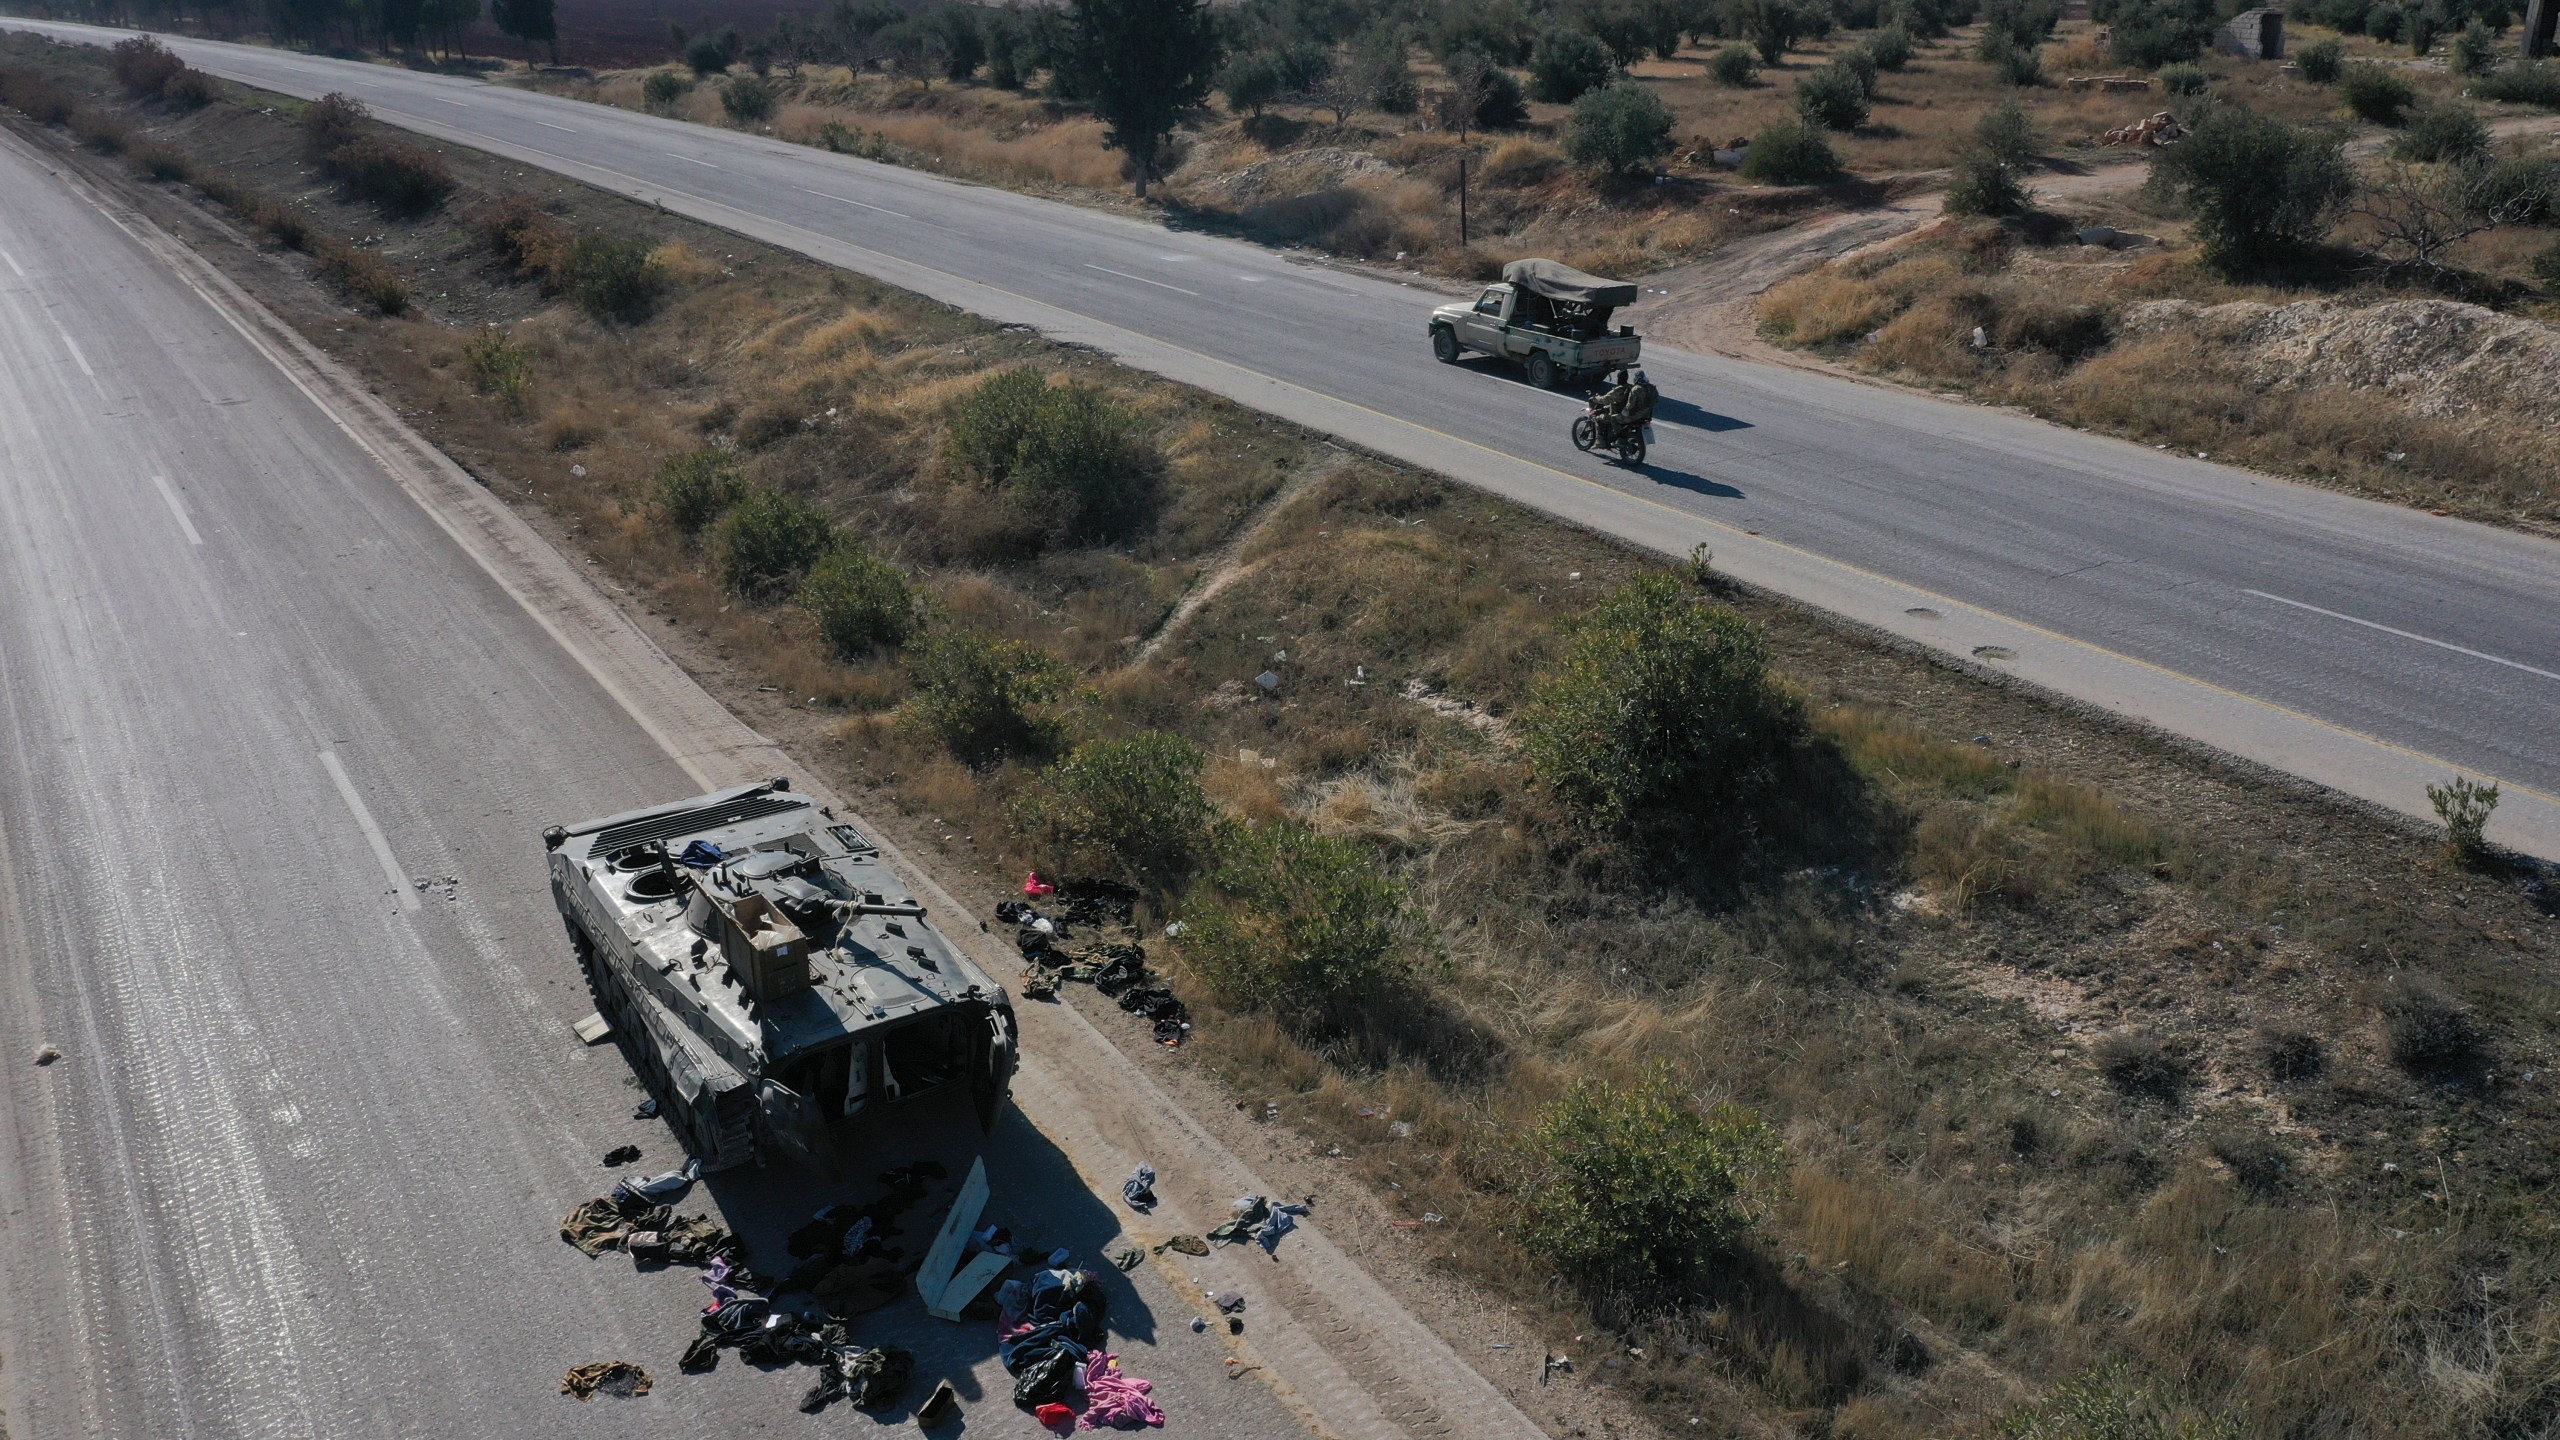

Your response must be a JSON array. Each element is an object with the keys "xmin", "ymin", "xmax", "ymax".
[{"xmin": 1591, "ymin": 369, "xmax": 1658, "ymax": 442}]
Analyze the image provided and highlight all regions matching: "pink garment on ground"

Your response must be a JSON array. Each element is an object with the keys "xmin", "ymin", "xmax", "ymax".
[
  {"xmin": 1024, "ymin": 872, "xmax": 1056, "ymax": 897},
  {"xmin": 1078, "ymin": 1352, "xmax": 1165, "ymax": 1430}
]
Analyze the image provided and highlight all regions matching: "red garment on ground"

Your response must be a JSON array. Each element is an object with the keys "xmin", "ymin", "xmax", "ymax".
[
  {"xmin": 1035, "ymin": 1401, "xmax": 1075, "ymax": 1427},
  {"xmin": 1023, "ymin": 872, "xmax": 1055, "ymax": 897}
]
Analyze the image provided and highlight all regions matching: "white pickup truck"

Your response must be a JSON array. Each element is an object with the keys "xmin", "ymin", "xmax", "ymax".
[{"xmin": 1427, "ymin": 258, "xmax": 1642, "ymax": 389}]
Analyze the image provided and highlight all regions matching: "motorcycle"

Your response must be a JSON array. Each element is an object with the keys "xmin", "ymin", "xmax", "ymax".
[{"xmin": 1571, "ymin": 401, "xmax": 1650, "ymax": 466}]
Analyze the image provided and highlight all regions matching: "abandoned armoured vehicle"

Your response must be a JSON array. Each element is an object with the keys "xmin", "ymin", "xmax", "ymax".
[{"xmin": 544, "ymin": 778, "xmax": 1016, "ymax": 1171}]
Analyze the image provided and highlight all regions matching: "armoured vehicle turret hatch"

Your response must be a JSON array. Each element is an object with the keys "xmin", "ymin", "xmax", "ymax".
[{"xmin": 544, "ymin": 779, "xmax": 1016, "ymax": 1171}]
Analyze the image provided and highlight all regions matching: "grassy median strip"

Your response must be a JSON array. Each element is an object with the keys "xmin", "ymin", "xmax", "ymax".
[{"xmin": 9, "ymin": 31, "xmax": 2560, "ymax": 1439}]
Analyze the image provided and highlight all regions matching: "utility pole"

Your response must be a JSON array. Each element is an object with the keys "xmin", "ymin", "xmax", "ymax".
[{"xmin": 1458, "ymin": 156, "xmax": 1468, "ymax": 248}]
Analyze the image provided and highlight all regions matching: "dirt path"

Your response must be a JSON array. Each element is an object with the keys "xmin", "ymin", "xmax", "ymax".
[{"xmin": 1644, "ymin": 110, "xmax": 2560, "ymax": 366}]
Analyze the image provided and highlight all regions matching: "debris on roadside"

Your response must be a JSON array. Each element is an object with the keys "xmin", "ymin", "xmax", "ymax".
[
  {"xmin": 561, "ymin": 1361, "xmax": 652, "ymax": 1400},
  {"xmin": 613, "ymin": 1157, "xmax": 701, "ymax": 1208},
  {"xmin": 1000, "ymin": 882, "xmax": 1192, "ymax": 1047},
  {"xmin": 1153, "ymin": 1235, "xmax": 1209, "ymax": 1257},
  {"xmin": 1109, "ymin": 1244, "xmax": 1146, "ymax": 1272},
  {"xmin": 999, "ymin": 1267, "xmax": 1110, "ymax": 1409},
  {"xmin": 631, "ymin": 1097, "xmax": 658, "ymax": 1120},
  {"xmin": 916, "ymin": 1378, "xmax": 961, "ymax": 1426},
  {"xmin": 602, "ymin": 1144, "xmax": 641, "ymax": 1167},
  {"xmin": 34, "ymin": 1043, "xmax": 61, "ymax": 1066},
  {"xmin": 2100, "ymin": 111, "xmax": 2186, "ymax": 147},
  {"xmin": 1122, "ymin": 1164, "xmax": 1158, "ymax": 1211},
  {"xmin": 571, "ymin": 1011, "xmax": 613, "ymax": 1044}
]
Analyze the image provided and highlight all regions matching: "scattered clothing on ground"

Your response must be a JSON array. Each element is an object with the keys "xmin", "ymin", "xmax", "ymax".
[
  {"xmin": 632, "ymin": 1097, "xmax": 659, "ymax": 1120},
  {"xmin": 1121, "ymin": 1164, "xmax": 1157, "ymax": 1210},
  {"xmin": 1152, "ymin": 1235, "xmax": 1208, "ymax": 1257},
  {"xmin": 1208, "ymin": 1196, "xmax": 1269, "ymax": 1247},
  {"xmin": 602, "ymin": 1144, "xmax": 641, "ymax": 1166},
  {"xmin": 1213, "ymin": 1291, "xmax": 1246, "ymax": 1314},
  {"xmin": 1080, "ymin": 1352, "xmax": 1165, "ymax": 1429},
  {"xmin": 1036, "ymin": 1401, "xmax": 1076, "ymax": 1427},
  {"xmin": 1000, "ymin": 1268, "xmax": 1108, "ymax": 1409},
  {"xmin": 1258, "ymin": 1202, "xmax": 1310, "ymax": 1255},
  {"xmin": 1108, "ymin": 1244, "xmax": 1145, "ymax": 1272},
  {"xmin": 612, "ymin": 1157, "xmax": 701, "ymax": 1208},
  {"xmin": 561, "ymin": 1361, "xmax": 651, "ymax": 1400},
  {"xmin": 561, "ymin": 1197, "xmax": 671, "ymax": 1256}
]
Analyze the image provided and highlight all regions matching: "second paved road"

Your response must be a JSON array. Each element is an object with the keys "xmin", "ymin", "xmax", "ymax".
[{"xmin": 7, "ymin": 19, "xmax": 2556, "ymax": 830}]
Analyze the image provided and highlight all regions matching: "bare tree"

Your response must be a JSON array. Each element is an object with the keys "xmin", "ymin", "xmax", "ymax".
[
  {"xmin": 1434, "ymin": 48, "xmax": 1496, "ymax": 141},
  {"xmin": 2354, "ymin": 160, "xmax": 2556, "ymax": 282}
]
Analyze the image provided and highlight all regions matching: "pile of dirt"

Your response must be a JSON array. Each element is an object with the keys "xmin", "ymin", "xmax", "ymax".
[
  {"xmin": 1178, "ymin": 144, "xmax": 1396, "ymax": 208},
  {"xmin": 2120, "ymin": 296, "xmax": 2560, "ymax": 429}
]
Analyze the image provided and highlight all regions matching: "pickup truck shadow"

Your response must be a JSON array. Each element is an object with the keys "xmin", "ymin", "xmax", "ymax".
[{"xmin": 1653, "ymin": 397, "xmax": 1752, "ymax": 433}]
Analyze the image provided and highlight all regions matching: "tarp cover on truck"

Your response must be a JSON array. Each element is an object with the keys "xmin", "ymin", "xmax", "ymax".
[{"xmin": 1502, "ymin": 258, "xmax": 1639, "ymax": 308}]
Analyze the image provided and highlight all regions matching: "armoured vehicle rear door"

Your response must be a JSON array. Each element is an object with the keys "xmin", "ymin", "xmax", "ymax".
[{"xmin": 971, "ymin": 1007, "xmax": 1015, "ymax": 1132}]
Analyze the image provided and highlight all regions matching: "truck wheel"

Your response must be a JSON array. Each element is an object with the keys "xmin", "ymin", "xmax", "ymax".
[
  {"xmin": 1431, "ymin": 325, "xmax": 1460, "ymax": 364},
  {"xmin": 1525, "ymin": 351, "xmax": 1558, "ymax": 390}
]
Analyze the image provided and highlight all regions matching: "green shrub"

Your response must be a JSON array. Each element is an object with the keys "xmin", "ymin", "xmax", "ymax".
[
  {"xmin": 1565, "ymin": 81, "xmax": 1677, "ymax": 177},
  {"xmin": 460, "ymin": 327, "xmax": 535, "ymax": 417},
  {"xmin": 946, "ymin": 368, "xmax": 1161, "ymax": 542},
  {"xmin": 127, "ymin": 139, "xmax": 191, "ymax": 183},
  {"xmin": 1518, "ymin": 572, "xmax": 1794, "ymax": 834},
  {"xmin": 2449, "ymin": 18, "xmax": 2496, "ymax": 74},
  {"xmin": 2107, "ymin": 4, "xmax": 2211, "ymax": 66},
  {"xmin": 1527, "ymin": 26, "xmax": 1615, "ymax": 103},
  {"xmin": 1998, "ymin": 1362, "xmax": 2243, "ymax": 1440},
  {"xmin": 161, "ymin": 66, "xmax": 213, "ymax": 107},
  {"xmin": 2367, "ymin": 2, "xmax": 2406, "ymax": 40},
  {"xmin": 2484, "ymin": 154, "xmax": 2559, "ymax": 222},
  {"xmin": 2152, "ymin": 105, "xmax": 2352, "ymax": 273},
  {"xmin": 2159, "ymin": 61, "xmax": 2207, "ymax": 94},
  {"xmin": 641, "ymin": 69, "xmax": 693, "ymax": 108},
  {"xmin": 720, "ymin": 74, "xmax": 775, "ymax": 122},
  {"xmin": 1179, "ymin": 820, "xmax": 1410, "ymax": 1030},
  {"xmin": 2427, "ymin": 773, "xmax": 2498, "ymax": 860},
  {"xmin": 1796, "ymin": 62, "xmax": 1872, "ymax": 130},
  {"xmin": 1947, "ymin": 148, "xmax": 2028, "ymax": 214},
  {"xmin": 1011, "ymin": 732, "xmax": 1213, "ymax": 886},
  {"xmin": 2390, "ymin": 102, "xmax": 2487, "ymax": 162},
  {"xmin": 310, "ymin": 237, "xmax": 408, "ymax": 315},
  {"xmin": 1519, "ymin": 1068, "xmax": 1781, "ymax": 1311},
  {"xmin": 2296, "ymin": 36, "xmax": 2345, "ymax": 82},
  {"xmin": 256, "ymin": 203, "xmax": 311, "ymax": 249},
  {"xmin": 2406, "ymin": 5, "xmax": 2440, "ymax": 55},
  {"xmin": 1865, "ymin": 21, "xmax": 1914, "ymax": 69},
  {"xmin": 1708, "ymin": 42, "xmax": 1758, "ymax": 85},
  {"xmin": 799, "ymin": 544, "xmax": 915, "ymax": 658},
  {"xmin": 903, "ymin": 631, "xmax": 1073, "ymax": 761},
  {"xmin": 1219, "ymin": 51, "xmax": 1283, "ymax": 116},
  {"xmin": 1469, "ymin": 65, "xmax": 1530, "ymax": 130},
  {"xmin": 324, "ymin": 136, "xmax": 456, "ymax": 216},
  {"xmin": 2339, "ymin": 61, "xmax": 2415, "ymax": 123},
  {"xmin": 652, "ymin": 448, "xmax": 747, "ymax": 533},
  {"xmin": 109, "ymin": 35, "xmax": 186, "ymax": 97},
  {"xmin": 1975, "ymin": 95, "xmax": 2041, "ymax": 167},
  {"xmin": 302, "ymin": 91, "xmax": 369, "ymax": 156},
  {"xmin": 716, "ymin": 488, "xmax": 838, "ymax": 600},
  {"xmin": 557, "ymin": 234, "xmax": 660, "ymax": 322},
  {"xmin": 2094, "ymin": 1030, "xmax": 2189, "ymax": 1098},
  {"xmin": 70, "ymin": 107, "xmax": 132, "ymax": 153},
  {"xmin": 1982, "ymin": 28, "xmax": 2043, "ymax": 84},
  {"xmin": 1740, "ymin": 118, "xmax": 1842, "ymax": 183},
  {"xmin": 685, "ymin": 33, "xmax": 733, "ymax": 75},
  {"xmin": 2380, "ymin": 974, "xmax": 2484, "ymax": 1076},
  {"xmin": 1832, "ymin": 43, "xmax": 1880, "ymax": 96},
  {"xmin": 2473, "ymin": 60, "xmax": 2560, "ymax": 107}
]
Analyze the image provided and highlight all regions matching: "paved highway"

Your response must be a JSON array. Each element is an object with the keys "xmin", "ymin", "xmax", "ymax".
[
  {"xmin": 8, "ymin": 19, "xmax": 2547, "ymax": 851},
  {"xmin": 0, "ymin": 124, "xmax": 1374, "ymax": 1439}
]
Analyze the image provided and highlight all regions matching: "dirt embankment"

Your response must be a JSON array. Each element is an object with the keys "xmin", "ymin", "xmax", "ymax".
[{"xmin": 14, "ymin": 33, "xmax": 2560, "ymax": 1440}]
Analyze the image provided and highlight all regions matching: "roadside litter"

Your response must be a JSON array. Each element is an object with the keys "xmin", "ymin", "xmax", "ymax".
[
  {"xmin": 632, "ymin": 1097, "xmax": 659, "ymax": 1120},
  {"xmin": 1153, "ymin": 1235, "xmax": 1209, "ymax": 1257},
  {"xmin": 602, "ymin": 1144, "xmax": 641, "ymax": 1166},
  {"xmin": 1121, "ymin": 1164, "xmax": 1157, "ymax": 1210},
  {"xmin": 2100, "ymin": 111, "xmax": 2187, "ymax": 147},
  {"xmin": 613, "ymin": 1157, "xmax": 701, "ymax": 1208},
  {"xmin": 1080, "ymin": 1352, "xmax": 1165, "ymax": 1429},
  {"xmin": 916, "ymin": 1379, "xmax": 961, "ymax": 1426},
  {"xmin": 561, "ymin": 1361, "xmax": 651, "ymax": 1400},
  {"xmin": 999, "ymin": 1267, "xmax": 1110, "ymax": 1408},
  {"xmin": 1109, "ymin": 1244, "xmax": 1145, "ymax": 1271},
  {"xmin": 1208, "ymin": 1195, "xmax": 1269, "ymax": 1246},
  {"xmin": 999, "ymin": 883, "xmax": 1185, "ymax": 1042}
]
